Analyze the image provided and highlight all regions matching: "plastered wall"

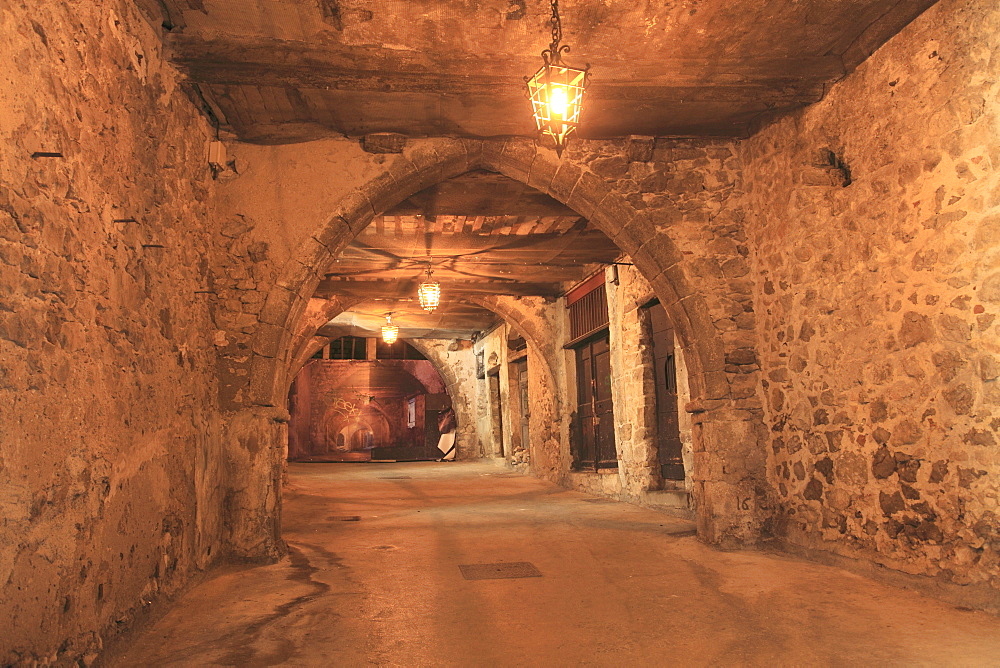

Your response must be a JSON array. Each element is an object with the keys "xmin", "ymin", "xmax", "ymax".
[{"xmin": 286, "ymin": 359, "xmax": 446, "ymax": 459}]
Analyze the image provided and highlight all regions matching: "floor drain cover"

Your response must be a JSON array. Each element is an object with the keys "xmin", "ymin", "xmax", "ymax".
[
  {"xmin": 379, "ymin": 476, "xmax": 412, "ymax": 480},
  {"xmin": 329, "ymin": 515, "xmax": 361, "ymax": 522},
  {"xmin": 458, "ymin": 562, "xmax": 542, "ymax": 580},
  {"xmin": 581, "ymin": 498, "xmax": 616, "ymax": 503}
]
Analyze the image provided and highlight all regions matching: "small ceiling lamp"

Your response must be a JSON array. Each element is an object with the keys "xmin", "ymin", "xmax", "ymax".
[
  {"xmin": 381, "ymin": 313, "xmax": 399, "ymax": 344},
  {"xmin": 417, "ymin": 265, "xmax": 441, "ymax": 312},
  {"xmin": 525, "ymin": 0, "xmax": 589, "ymax": 157}
]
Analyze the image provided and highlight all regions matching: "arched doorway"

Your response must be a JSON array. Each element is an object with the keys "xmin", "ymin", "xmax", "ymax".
[{"xmin": 286, "ymin": 340, "xmax": 451, "ymax": 462}]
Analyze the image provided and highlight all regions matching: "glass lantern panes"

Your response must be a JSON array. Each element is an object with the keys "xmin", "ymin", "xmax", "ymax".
[{"xmin": 527, "ymin": 63, "xmax": 588, "ymax": 154}]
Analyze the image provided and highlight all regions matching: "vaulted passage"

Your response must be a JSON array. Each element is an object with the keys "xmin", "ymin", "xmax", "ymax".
[
  {"xmin": 3, "ymin": 0, "xmax": 1000, "ymax": 664},
  {"xmin": 113, "ymin": 463, "xmax": 1000, "ymax": 666}
]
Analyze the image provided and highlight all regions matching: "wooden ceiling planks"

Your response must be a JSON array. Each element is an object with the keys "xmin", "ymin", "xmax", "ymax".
[
  {"xmin": 151, "ymin": 0, "xmax": 938, "ymax": 143},
  {"xmin": 300, "ymin": 171, "xmax": 619, "ymax": 338},
  {"xmin": 129, "ymin": 0, "xmax": 941, "ymax": 339}
]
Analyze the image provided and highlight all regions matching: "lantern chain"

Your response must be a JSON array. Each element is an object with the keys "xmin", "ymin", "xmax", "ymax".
[
  {"xmin": 543, "ymin": 0, "xmax": 570, "ymax": 65},
  {"xmin": 549, "ymin": 0, "xmax": 562, "ymax": 53}
]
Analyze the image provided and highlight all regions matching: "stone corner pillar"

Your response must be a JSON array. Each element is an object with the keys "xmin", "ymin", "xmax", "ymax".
[
  {"xmin": 223, "ymin": 405, "xmax": 291, "ymax": 562},
  {"xmin": 688, "ymin": 402, "xmax": 771, "ymax": 548}
]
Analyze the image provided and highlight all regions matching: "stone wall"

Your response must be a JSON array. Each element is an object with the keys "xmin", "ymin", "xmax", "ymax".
[
  {"xmin": 0, "ymin": 1, "xmax": 228, "ymax": 663},
  {"xmin": 407, "ymin": 339, "xmax": 482, "ymax": 460},
  {"xmin": 473, "ymin": 323, "xmax": 521, "ymax": 464},
  {"xmin": 10, "ymin": 1, "xmax": 999, "ymax": 660},
  {"xmin": 472, "ymin": 316, "xmax": 550, "ymax": 471},
  {"xmin": 738, "ymin": 0, "xmax": 1000, "ymax": 594},
  {"xmin": 606, "ymin": 265, "xmax": 695, "ymax": 497}
]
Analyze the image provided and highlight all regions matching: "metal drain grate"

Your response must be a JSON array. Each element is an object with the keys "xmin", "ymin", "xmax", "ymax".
[
  {"xmin": 458, "ymin": 562, "xmax": 542, "ymax": 580},
  {"xmin": 379, "ymin": 475, "xmax": 412, "ymax": 480}
]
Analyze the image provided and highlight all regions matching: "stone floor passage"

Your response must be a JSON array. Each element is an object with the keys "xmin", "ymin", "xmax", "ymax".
[{"xmin": 113, "ymin": 462, "xmax": 1000, "ymax": 667}]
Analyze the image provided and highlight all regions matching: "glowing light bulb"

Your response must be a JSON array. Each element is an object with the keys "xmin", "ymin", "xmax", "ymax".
[
  {"xmin": 549, "ymin": 84, "xmax": 568, "ymax": 117},
  {"xmin": 381, "ymin": 314, "xmax": 399, "ymax": 344},
  {"xmin": 417, "ymin": 266, "xmax": 441, "ymax": 312}
]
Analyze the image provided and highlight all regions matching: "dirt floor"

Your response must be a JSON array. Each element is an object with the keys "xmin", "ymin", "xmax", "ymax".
[{"xmin": 112, "ymin": 461, "xmax": 1000, "ymax": 667}]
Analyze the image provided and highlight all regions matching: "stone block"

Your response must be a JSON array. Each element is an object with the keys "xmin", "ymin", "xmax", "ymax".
[
  {"xmin": 566, "ymin": 170, "xmax": 612, "ymax": 220},
  {"xmin": 312, "ymin": 216, "xmax": 353, "ymax": 254},
  {"xmin": 248, "ymin": 353, "xmax": 286, "ymax": 407},
  {"xmin": 361, "ymin": 133, "xmax": 407, "ymax": 154},
  {"xmin": 331, "ymin": 190, "xmax": 377, "ymax": 231},
  {"xmin": 251, "ymin": 321, "xmax": 291, "ymax": 359},
  {"xmin": 625, "ymin": 136, "xmax": 656, "ymax": 163},
  {"xmin": 497, "ymin": 138, "xmax": 536, "ymax": 181},
  {"xmin": 362, "ymin": 171, "xmax": 406, "ymax": 217},
  {"xmin": 640, "ymin": 233, "xmax": 684, "ymax": 270},
  {"xmin": 548, "ymin": 161, "xmax": 583, "ymax": 202},
  {"xmin": 256, "ymin": 284, "xmax": 301, "ymax": 329},
  {"xmin": 477, "ymin": 139, "xmax": 507, "ymax": 170},
  {"xmin": 292, "ymin": 238, "xmax": 334, "ymax": 275},
  {"xmin": 459, "ymin": 138, "xmax": 486, "ymax": 167},
  {"xmin": 701, "ymin": 370, "xmax": 731, "ymax": 400},
  {"xmin": 695, "ymin": 480, "xmax": 761, "ymax": 547}
]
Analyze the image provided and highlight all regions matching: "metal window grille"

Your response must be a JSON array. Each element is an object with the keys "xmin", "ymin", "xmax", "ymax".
[
  {"xmin": 328, "ymin": 336, "xmax": 368, "ymax": 360},
  {"xmin": 568, "ymin": 283, "xmax": 608, "ymax": 342},
  {"xmin": 375, "ymin": 340, "xmax": 427, "ymax": 360}
]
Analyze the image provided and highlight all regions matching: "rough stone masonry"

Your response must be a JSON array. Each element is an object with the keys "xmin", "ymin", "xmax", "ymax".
[{"xmin": 1, "ymin": 0, "xmax": 998, "ymax": 664}]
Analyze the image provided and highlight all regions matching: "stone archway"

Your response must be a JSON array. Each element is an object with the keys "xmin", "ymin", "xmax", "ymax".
[
  {"xmin": 285, "ymin": 292, "xmax": 569, "ymax": 469},
  {"xmin": 465, "ymin": 295, "xmax": 565, "ymax": 477},
  {"xmin": 244, "ymin": 139, "xmax": 727, "ymax": 412},
  {"xmin": 230, "ymin": 137, "xmax": 767, "ymax": 558}
]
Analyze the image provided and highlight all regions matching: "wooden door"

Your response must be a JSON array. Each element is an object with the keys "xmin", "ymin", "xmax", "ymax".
[
  {"xmin": 488, "ymin": 371, "xmax": 504, "ymax": 457},
  {"xmin": 574, "ymin": 335, "xmax": 617, "ymax": 469},
  {"xmin": 516, "ymin": 361, "xmax": 530, "ymax": 451},
  {"xmin": 648, "ymin": 304, "xmax": 685, "ymax": 480}
]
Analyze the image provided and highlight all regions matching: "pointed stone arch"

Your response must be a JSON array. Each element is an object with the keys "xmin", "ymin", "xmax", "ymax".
[
  {"xmin": 247, "ymin": 138, "xmax": 723, "ymax": 411},
  {"xmin": 233, "ymin": 137, "xmax": 766, "ymax": 557},
  {"xmin": 288, "ymin": 295, "xmax": 565, "ymax": 465}
]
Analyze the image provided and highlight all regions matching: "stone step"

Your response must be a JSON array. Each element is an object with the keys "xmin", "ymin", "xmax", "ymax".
[{"xmin": 644, "ymin": 489, "xmax": 692, "ymax": 510}]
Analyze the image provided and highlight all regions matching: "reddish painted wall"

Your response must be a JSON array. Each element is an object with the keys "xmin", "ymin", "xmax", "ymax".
[{"xmin": 287, "ymin": 360, "xmax": 447, "ymax": 460}]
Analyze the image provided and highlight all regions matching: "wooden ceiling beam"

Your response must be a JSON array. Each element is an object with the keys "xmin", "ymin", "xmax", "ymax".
[
  {"xmin": 314, "ymin": 279, "xmax": 564, "ymax": 299},
  {"xmin": 166, "ymin": 35, "xmax": 846, "ymax": 91},
  {"xmin": 203, "ymin": 87, "xmax": 813, "ymax": 141},
  {"xmin": 385, "ymin": 178, "xmax": 577, "ymax": 217},
  {"xmin": 349, "ymin": 229, "xmax": 614, "ymax": 251}
]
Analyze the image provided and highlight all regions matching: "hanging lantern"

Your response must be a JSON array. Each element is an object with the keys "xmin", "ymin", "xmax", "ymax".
[
  {"xmin": 417, "ymin": 265, "xmax": 441, "ymax": 312},
  {"xmin": 381, "ymin": 313, "xmax": 399, "ymax": 344},
  {"xmin": 526, "ymin": 0, "xmax": 589, "ymax": 156}
]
